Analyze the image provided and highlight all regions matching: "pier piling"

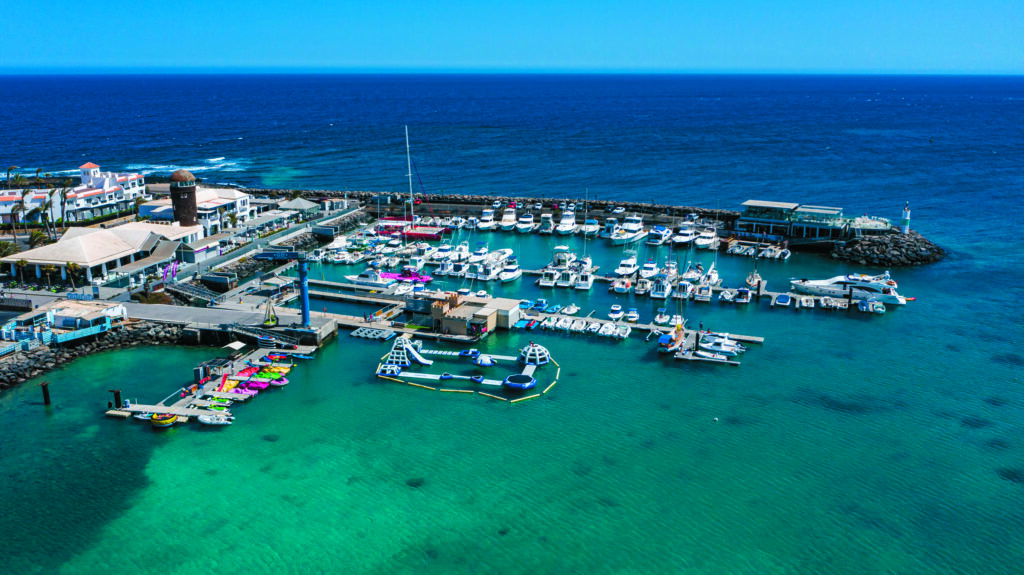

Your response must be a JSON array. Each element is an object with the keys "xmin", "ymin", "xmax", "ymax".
[
  {"xmin": 40, "ymin": 381, "xmax": 51, "ymax": 406},
  {"xmin": 109, "ymin": 389, "xmax": 122, "ymax": 408}
]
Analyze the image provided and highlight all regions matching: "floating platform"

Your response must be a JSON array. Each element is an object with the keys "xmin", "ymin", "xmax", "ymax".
[{"xmin": 351, "ymin": 327, "xmax": 397, "ymax": 340}]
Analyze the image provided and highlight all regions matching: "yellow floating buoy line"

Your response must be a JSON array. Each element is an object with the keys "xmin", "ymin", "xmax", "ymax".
[
  {"xmin": 406, "ymin": 381, "xmax": 436, "ymax": 391},
  {"xmin": 440, "ymin": 388, "xmax": 474, "ymax": 394},
  {"xmin": 478, "ymin": 392, "xmax": 508, "ymax": 402},
  {"xmin": 543, "ymin": 380, "xmax": 557, "ymax": 394},
  {"xmin": 511, "ymin": 393, "xmax": 541, "ymax": 404}
]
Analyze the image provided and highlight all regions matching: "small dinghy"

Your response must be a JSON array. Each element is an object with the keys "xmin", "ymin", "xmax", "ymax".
[{"xmin": 198, "ymin": 414, "xmax": 233, "ymax": 426}]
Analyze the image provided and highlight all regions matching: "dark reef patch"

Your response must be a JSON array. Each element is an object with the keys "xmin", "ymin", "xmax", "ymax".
[
  {"xmin": 996, "ymin": 468, "xmax": 1024, "ymax": 484},
  {"xmin": 262, "ymin": 434, "xmax": 280, "ymax": 443},
  {"xmin": 405, "ymin": 477, "xmax": 426, "ymax": 488},
  {"xmin": 960, "ymin": 416, "xmax": 993, "ymax": 429}
]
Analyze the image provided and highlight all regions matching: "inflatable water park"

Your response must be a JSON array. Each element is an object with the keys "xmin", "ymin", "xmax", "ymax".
[{"xmin": 375, "ymin": 335, "xmax": 559, "ymax": 403}]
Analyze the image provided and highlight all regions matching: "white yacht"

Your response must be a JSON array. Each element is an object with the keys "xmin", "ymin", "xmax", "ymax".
[
  {"xmin": 671, "ymin": 223, "xmax": 699, "ymax": 245},
  {"xmin": 790, "ymin": 272, "xmax": 906, "ymax": 305},
  {"xmin": 649, "ymin": 275, "xmax": 673, "ymax": 299},
  {"xmin": 608, "ymin": 304, "xmax": 624, "ymax": 320},
  {"xmin": 556, "ymin": 210, "xmax": 578, "ymax": 235},
  {"xmin": 487, "ymin": 248, "xmax": 514, "ymax": 264},
  {"xmin": 515, "ymin": 213, "xmax": 537, "ymax": 233},
  {"xmin": 600, "ymin": 218, "xmax": 619, "ymax": 238},
  {"xmin": 448, "ymin": 261, "xmax": 469, "ymax": 278},
  {"xmin": 499, "ymin": 208, "xmax": 517, "ymax": 231},
  {"xmin": 694, "ymin": 228, "xmax": 719, "ymax": 250},
  {"xmin": 555, "ymin": 268, "xmax": 578, "ymax": 288},
  {"xmin": 345, "ymin": 269, "xmax": 396, "ymax": 289},
  {"xmin": 611, "ymin": 277, "xmax": 633, "ymax": 294},
  {"xmin": 663, "ymin": 259, "xmax": 679, "ymax": 281},
  {"xmin": 449, "ymin": 241, "xmax": 471, "ymax": 262},
  {"xmin": 473, "ymin": 261, "xmax": 501, "ymax": 281},
  {"xmin": 614, "ymin": 254, "xmax": 639, "ymax": 277},
  {"xmin": 646, "ymin": 226, "xmax": 672, "ymax": 245},
  {"xmin": 635, "ymin": 278, "xmax": 652, "ymax": 296},
  {"xmin": 574, "ymin": 268, "xmax": 594, "ymax": 290},
  {"xmin": 537, "ymin": 268, "xmax": 559, "ymax": 288},
  {"xmin": 538, "ymin": 213, "xmax": 555, "ymax": 234},
  {"xmin": 499, "ymin": 260, "xmax": 522, "ymax": 282},
  {"xmin": 638, "ymin": 259, "xmax": 660, "ymax": 279},
  {"xmin": 468, "ymin": 244, "xmax": 490, "ymax": 263},
  {"xmin": 610, "ymin": 215, "xmax": 647, "ymax": 245},
  {"xmin": 580, "ymin": 219, "xmax": 601, "ymax": 237},
  {"xmin": 477, "ymin": 209, "xmax": 497, "ymax": 231},
  {"xmin": 673, "ymin": 281, "xmax": 695, "ymax": 300}
]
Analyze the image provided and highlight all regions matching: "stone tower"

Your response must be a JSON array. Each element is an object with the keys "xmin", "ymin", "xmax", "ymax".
[{"xmin": 169, "ymin": 169, "xmax": 198, "ymax": 227}]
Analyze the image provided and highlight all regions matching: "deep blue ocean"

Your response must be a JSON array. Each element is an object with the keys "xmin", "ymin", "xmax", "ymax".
[{"xmin": 2, "ymin": 75, "xmax": 1024, "ymax": 574}]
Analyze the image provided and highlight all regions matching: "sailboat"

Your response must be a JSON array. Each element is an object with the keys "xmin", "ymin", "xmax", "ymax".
[{"xmin": 400, "ymin": 126, "xmax": 448, "ymax": 241}]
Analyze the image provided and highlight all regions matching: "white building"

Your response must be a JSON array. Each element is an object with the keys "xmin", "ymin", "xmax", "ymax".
[
  {"xmin": 0, "ymin": 162, "xmax": 150, "ymax": 224},
  {"xmin": 139, "ymin": 187, "xmax": 254, "ymax": 235}
]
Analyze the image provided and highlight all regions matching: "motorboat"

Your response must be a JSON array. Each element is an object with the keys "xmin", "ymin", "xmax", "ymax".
[
  {"xmin": 586, "ymin": 321, "xmax": 601, "ymax": 334},
  {"xmin": 638, "ymin": 259, "xmax": 660, "ymax": 279},
  {"xmin": 680, "ymin": 261, "xmax": 704, "ymax": 282},
  {"xmin": 431, "ymin": 243, "xmax": 454, "ymax": 263},
  {"xmin": 694, "ymin": 284, "xmax": 713, "ymax": 302},
  {"xmin": 516, "ymin": 213, "xmax": 537, "ymax": 233},
  {"xmin": 671, "ymin": 223, "xmax": 698, "ymax": 245},
  {"xmin": 537, "ymin": 268, "xmax": 559, "ymax": 288},
  {"xmin": 777, "ymin": 249, "xmax": 792, "ymax": 260},
  {"xmin": 695, "ymin": 350, "xmax": 730, "ymax": 361},
  {"xmin": 449, "ymin": 241, "xmax": 471, "ymax": 263},
  {"xmin": 519, "ymin": 299, "xmax": 534, "ymax": 309},
  {"xmin": 532, "ymin": 298, "xmax": 549, "ymax": 311},
  {"xmin": 718, "ymin": 289, "xmax": 735, "ymax": 303},
  {"xmin": 468, "ymin": 244, "xmax": 490, "ymax": 263},
  {"xmin": 473, "ymin": 262, "xmax": 501, "ymax": 281},
  {"xmin": 734, "ymin": 288, "xmax": 752, "ymax": 304},
  {"xmin": 545, "ymin": 303, "xmax": 563, "ymax": 314},
  {"xmin": 562, "ymin": 303, "xmax": 580, "ymax": 316},
  {"xmin": 408, "ymin": 255, "xmax": 427, "ymax": 270},
  {"xmin": 790, "ymin": 272, "xmax": 906, "ymax": 305},
  {"xmin": 654, "ymin": 308, "xmax": 671, "ymax": 325},
  {"xmin": 615, "ymin": 325, "xmax": 632, "ymax": 339},
  {"xmin": 435, "ymin": 260, "xmax": 454, "ymax": 276},
  {"xmin": 663, "ymin": 260, "xmax": 679, "ymax": 281},
  {"xmin": 669, "ymin": 314, "xmax": 684, "ymax": 327},
  {"xmin": 858, "ymin": 299, "xmax": 886, "ymax": 314},
  {"xmin": 598, "ymin": 323, "xmax": 618, "ymax": 337},
  {"xmin": 819, "ymin": 296, "xmax": 837, "ymax": 309},
  {"xmin": 600, "ymin": 218, "xmax": 619, "ymax": 238},
  {"xmin": 570, "ymin": 319, "xmax": 588, "ymax": 332},
  {"xmin": 798, "ymin": 296, "xmax": 815, "ymax": 309},
  {"xmin": 556, "ymin": 268, "xmax": 578, "ymax": 288},
  {"xmin": 556, "ymin": 317, "xmax": 574, "ymax": 330},
  {"xmin": 610, "ymin": 225, "xmax": 647, "ymax": 245},
  {"xmin": 551, "ymin": 245, "xmax": 577, "ymax": 268},
  {"xmin": 500, "ymin": 208, "xmax": 517, "ymax": 231},
  {"xmin": 499, "ymin": 261, "xmax": 523, "ymax": 282},
  {"xmin": 197, "ymin": 414, "xmax": 233, "ymax": 426},
  {"xmin": 538, "ymin": 213, "xmax": 555, "ymax": 234},
  {"xmin": 608, "ymin": 304, "xmax": 624, "ymax": 320},
  {"xmin": 540, "ymin": 316, "xmax": 557, "ymax": 329},
  {"xmin": 611, "ymin": 278, "xmax": 632, "ymax": 294},
  {"xmin": 448, "ymin": 262, "xmax": 469, "ymax": 278},
  {"xmin": 345, "ymin": 269, "xmax": 397, "ymax": 289},
  {"xmin": 456, "ymin": 287, "xmax": 472, "ymax": 296},
  {"xmin": 625, "ymin": 308, "xmax": 640, "ymax": 323},
  {"xmin": 646, "ymin": 225, "xmax": 672, "ymax": 245},
  {"xmin": 556, "ymin": 211, "xmax": 578, "ymax": 235},
  {"xmin": 574, "ymin": 268, "xmax": 594, "ymax": 290},
  {"xmin": 581, "ymin": 219, "xmax": 601, "ymax": 237},
  {"xmin": 694, "ymin": 228, "xmax": 719, "ymax": 250},
  {"xmin": 634, "ymin": 278, "xmax": 652, "ymax": 296},
  {"xmin": 672, "ymin": 281, "xmax": 695, "ymax": 300},
  {"xmin": 477, "ymin": 209, "xmax": 498, "ymax": 231},
  {"xmin": 650, "ymin": 275, "xmax": 672, "ymax": 299},
  {"xmin": 774, "ymin": 293, "xmax": 792, "ymax": 307},
  {"xmin": 698, "ymin": 336, "xmax": 745, "ymax": 356},
  {"xmin": 699, "ymin": 263, "xmax": 719, "ymax": 286},
  {"xmin": 381, "ymin": 266, "xmax": 433, "ymax": 283},
  {"xmin": 615, "ymin": 254, "xmax": 639, "ymax": 277},
  {"xmin": 658, "ymin": 329, "xmax": 686, "ymax": 353}
]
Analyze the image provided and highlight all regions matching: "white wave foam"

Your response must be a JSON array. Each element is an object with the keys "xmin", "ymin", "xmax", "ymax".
[{"xmin": 206, "ymin": 157, "xmax": 226, "ymax": 162}]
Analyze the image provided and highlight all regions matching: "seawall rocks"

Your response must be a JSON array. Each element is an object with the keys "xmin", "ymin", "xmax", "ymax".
[{"xmin": 830, "ymin": 231, "xmax": 946, "ymax": 267}]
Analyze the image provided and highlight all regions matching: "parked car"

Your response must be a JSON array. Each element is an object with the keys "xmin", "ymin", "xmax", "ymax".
[
  {"xmin": 612, "ymin": 206, "xmax": 626, "ymax": 214},
  {"xmin": 491, "ymin": 200, "xmax": 502, "ymax": 209},
  {"xmin": 604, "ymin": 204, "xmax": 615, "ymax": 212},
  {"xmin": 533, "ymin": 202, "xmax": 543, "ymax": 210},
  {"xmin": 508, "ymin": 201, "xmax": 517, "ymax": 208}
]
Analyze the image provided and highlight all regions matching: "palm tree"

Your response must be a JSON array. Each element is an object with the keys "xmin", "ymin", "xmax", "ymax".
[
  {"xmin": 35, "ymin": 168, "xmax": 42, "ymax": 186},
  {"xmin": 10, "ymin": 173, "xmax": 27, "ymax": 190},
  {"xmin": 65, "ymin": 262, "xmax": 81, "ymax": 290},
  {"xmin": 59, "ymin": 179, "xmax": 72, "ymax": 231},
  {"xmin": 41, "ymin": 264, "xmax": 57, "ymax": 289},
  {"xmin": 5, "ymin": 166, "xmax": 18, "ymax": 189},
  {"xmin": 0, "ymin": 240, "xmax": 19, "ymax": 258},
  {"xmin": 9, "ymin": 202, "xmax": 23, "ymax": 246},
  {"xmin": 41, "ymin": 195, "xmax": 54, "ymax": 240},
  {"xmin": 21, "ymin": 190, "xmax": 33, "ymax": 235},
  {"xmin": 28, "ymin": 230, "xmax": 49, "ymax": 249},
  {"xmin": 14, "ymin": 259, "xmax": 27, "ymax": 284}
]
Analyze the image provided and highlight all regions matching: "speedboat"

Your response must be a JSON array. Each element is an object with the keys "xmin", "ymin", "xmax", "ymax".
[
  {"xmin": 500, "ymin": 208, "xmax": 517, "ymax": 231},
  {"xmin": 198, "ymin": 414, "xmax": 233, "ymax": 426},
  {"xmin": 562, "ymin": 303, "xmax": 580, "ymax": 316},
  {"xmin": 611, "ymin": 278, "xmax": 632, "ymax": 294},
  {"xmin": 615, "ymin": 325, "xmax": 632, "ymax": 339},
  {"xmin": 580, "ymin": 219, "xmax": 601, "ymax": 237},
  {"xmin": 545, "ymin": 303, "xmax": 563, "ymax": 314},
  {"xmin": 468, "ymin": 244, "xmax": 490, "ymax": 263},
  {"xmin": 694, "ymin": 284, "xmax": 713, "ymax": 302},
  {"xmin": 646, "ymin": 225, "xmax": 672, "ymax": 245},
  {"xmin": 345, "ymin": 269, "xmax": 397, "ymax": 289},
  {"xmin": 537, "ymin": 268, "xmax": 559, "ymax": 288},
  {"xmin": 519, "ymin": 299, "xmax": 535, "ymax": 309},
  {"xmin": 671, "ymin": 223, "xmax": 698, "ymax": 245},
  {"xmin": 858, "ymin": 299, "xmax": 886, "ymax": 314},
  {"xmin": 608, "ymin": 304, "xmax": 624, "ymax": 320},
  {"xmin": 625, "ymin": 308, "xmax": 640, "ymax": 323},
  {"xmin": 718, "ymin": 289, "xmax": 735, "ymax": 303},
  {"xmin": 598, "ymin": 323, "xmax": 618, "ymax": 337},
  {"xmin": 570, "ymin": 319, "xmax": 588, "ymax": 332},
  {"xmin": 672, "ymin": 281, "xmax": 695, "ymax": 300},
  {"xmin": 694, "ymin": 228, "xmax": 718, "ymax": 250},
  {"xmin": 669, "ymin": 314, "xmax": 684, "ymax": 327},
  {"xmin": 540, "ymin": 316, "xmax": 557, "ymax": 329},
  {"xmin": 477, "ymin": 209, "xmax": 498, "ymax": 231},
  {"xmin": 574, "ymin": 268, "xmax": 594, "ymax": 290},
  {"xmin": 586, "ymin": 321, "xmax": 601, "ymax": 334},
  {"xmin": 615, "ymin": 254, "xmax": 639, "ymax": 276},
  {"xmin": 650, "ymin": 275, "xmax": 672, "ymax": 299},
  {"xmin": 654, "ymin": 308, "xmax": 670, "ymax": 325},
  {"xmin": 551, "ymin": 245, "xmax": 577, "ymax": 268},
  {"xmin": 634, "ymin": 277, "xmax": 652, "ymax": 296},
  {"xmin": 556, "ymin": 317, "xmax": 573, "ymax": 330},
  {"xmin": 556, "ymin": 211, "xmax": 578, "ymax": 235},
  {"xmin": 790, "ymin": 272, "xmax": 906, "ymax": 305},
  {"xmin": 516, "ymin": 213, "xmax": 537, "ymax": 233},
  {"xmin": 735, "ymin": 288, "xmax": 752, "ymax": 304},
  {"xmin": 774, "ymin": 293, "xmax": 792, "ymax": 307},
  {"xmin": 532, "ymin": 299, "xmax": 549, "ymax": 311},
  {"xmin": 798, "ymin": 295, "xmax": 815, "ymax": 309},
  {"xmin": 600, "ymin": 218, "xmax": 619, "ymax": 238},
  {"xmin": 499, "ymin": 261, "xmax": 523, "ymax": 282},
  {"xmin": 476, "ymin": 290, "xmax": 489, "ymax": 298},
  {"xmin": 638, "ymin": 259, "xmax": 660, "ymax": 279}
]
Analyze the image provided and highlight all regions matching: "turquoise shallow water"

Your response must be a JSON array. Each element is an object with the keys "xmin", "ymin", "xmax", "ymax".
[{"xmin": 3, "ymin": 225, "xmax": 1024, "ymax": 574}]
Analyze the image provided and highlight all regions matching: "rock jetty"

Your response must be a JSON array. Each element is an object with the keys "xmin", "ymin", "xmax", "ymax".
[
  {"xmin": 830, "ymin": 231, "xmax": 945, "ymax": 267},
  {"xmin": 0, "ymin": 321, "xmax": 184, "ymax": 389}
]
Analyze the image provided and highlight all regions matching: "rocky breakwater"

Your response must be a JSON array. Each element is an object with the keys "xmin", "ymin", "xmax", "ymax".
[
  {"xmin": 831, "ymin": 231, "xmax": 946, "ymax": 267},
  {"xmin": 0, "ymin": 321, "xmax": 184, "ymax": 389}
]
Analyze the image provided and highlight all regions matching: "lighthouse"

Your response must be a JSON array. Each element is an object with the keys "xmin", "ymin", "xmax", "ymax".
[
  {"xmin": 900, "ymin": 202, "xmax": 910, "ymax": 234},
  {"xmin": 169, "ymin": 169, "xmax": 198, "ymax": 227}
]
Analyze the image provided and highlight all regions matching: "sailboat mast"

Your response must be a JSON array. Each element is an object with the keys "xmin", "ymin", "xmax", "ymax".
[{"xmin": 405, "ymin": 125, "xmax": 414, "ymax": 222}]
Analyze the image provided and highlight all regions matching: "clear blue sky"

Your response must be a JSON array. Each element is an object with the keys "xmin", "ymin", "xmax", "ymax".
[{"xmin": 2, "ymin": 0, "xmax": 1022, "ymax": 73}]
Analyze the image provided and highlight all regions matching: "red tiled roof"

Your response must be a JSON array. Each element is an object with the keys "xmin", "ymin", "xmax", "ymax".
[{"xmin": 79, "ymin": 162, "xmax": 100, "ymax": 169}]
